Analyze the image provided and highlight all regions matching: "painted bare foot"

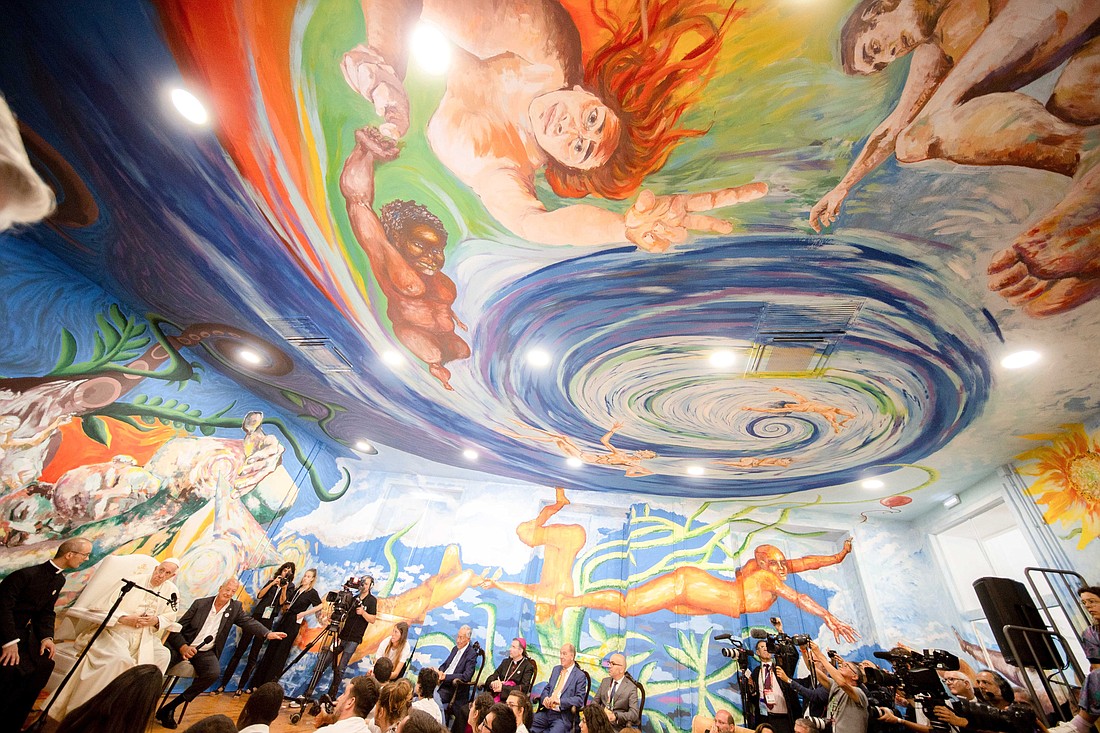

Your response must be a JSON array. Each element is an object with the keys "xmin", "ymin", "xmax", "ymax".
[
  {"xmin": 988, "ymin": 160, "xmax": 1100, "ymax": 316},
  {"xmin": 429, "ymin": 363, "xmax": 455, "ymax": 391},
  {"xmin": 553, "ymin": 486, "xmax": 569, "ymax": 507}
]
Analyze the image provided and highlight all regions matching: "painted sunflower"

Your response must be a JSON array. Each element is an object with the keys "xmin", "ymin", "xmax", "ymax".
[{"xmin": 1017, "ymin": 423, "xmax": 1100, "ymax": 549}]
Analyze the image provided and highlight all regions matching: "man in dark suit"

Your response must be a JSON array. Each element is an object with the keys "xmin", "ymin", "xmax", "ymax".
[
  {"xmin": 0, "ymin": 537, "xmax": 91, "ymax": 731},
  {"xmin": 595, "ymin": 653, "xmax": 639, "ymax": 732},
  {"xmin": 435, "ymin": 624, "xmax": 478, "ymax": 715},
  {"xmin": 155, "ymin": 578, "xmax": 286, "ymax": 729},
  {"xmin": 532, "ymin": 643, "xmax": 588, "ymax": 733},
  {"xmin": 749, "ymin": 640, "xmax": 802, "ymax": 733}
]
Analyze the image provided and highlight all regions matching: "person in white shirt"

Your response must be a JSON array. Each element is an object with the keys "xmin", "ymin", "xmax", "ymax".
[
  {"xmin": 317, "ymin": 675, "xmax": 382, "ymax": 733},
  {"xmin": 377, "ymin": 621, "xmax": 411, "ymax": 677},
  {"xmin": 412, "ymin": 667, "xmax": 444, "ymax": 723},
  {"xmin": 236, "ymin": 681, "xmax": 284, "ymax": 733}
]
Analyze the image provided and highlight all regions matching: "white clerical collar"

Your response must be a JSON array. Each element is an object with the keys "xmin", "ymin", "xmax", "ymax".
[{"xmin": 48, "ymin": 560, "xmax": 63, "ymax": 574}]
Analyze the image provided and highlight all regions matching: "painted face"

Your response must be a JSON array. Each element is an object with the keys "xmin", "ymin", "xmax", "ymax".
[
  {"xmin": 852, "ymin": 0, "xmax": 924, "ymax": 74},
  {"xmin": 151, "ymin": 561, "xmax": 179, "ymax": 587},
  {"xmin": 1080, "ymin": 592, "xmax": 1100, "ymax": 622},
  {"xmin": 529, "ymin": 86, "xmax": 621, "ymax": 170},
  {"xmin": 399, "ymin": 224, "xmax": 446, "ymax": 276},
  {"xmin": 756, "ymin": 546, "xmax": 788, "ymax": 580},
  {"xmin": 510, "ymin": 639, "xmax": 524, "ymax": 660}
]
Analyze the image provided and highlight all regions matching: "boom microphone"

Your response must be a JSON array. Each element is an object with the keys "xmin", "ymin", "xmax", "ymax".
[
  {"xmin": 713, "ymin": 633, "xmax": 733, "ymax": 641},
  {"xmin": 750, "ymin": 628, "xmax": 770, "ymax": 639}
]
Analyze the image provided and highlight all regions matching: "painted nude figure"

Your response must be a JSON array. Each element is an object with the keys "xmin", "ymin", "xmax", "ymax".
[
  {"xmin": 503, "ymin": 420, "xmax": 657, "ymax": 477},
  {"xmin": 810, "ymin": 0, "xmax": 1100, "ymax": 317},
  {"xmin": 715, "ymin": 456, "xmax": 794, "ymax": 469},
  {"xmin": 742, "ymin": 388, "xmax": 856, "ymax": 433},
  {"xmin": 342, "ymin": 0, "xmax": 767, "ymax": 249},
  {"xmin": 554, "ymin": 540, "xmax": 860, "ymax": 643},
  {"xmin": 479, "ymin": 487, "xmax": 585, "ymax": 623},
  {"xmin": 340, "ymin": 126, "xmax": 470, "ymax": 390}
]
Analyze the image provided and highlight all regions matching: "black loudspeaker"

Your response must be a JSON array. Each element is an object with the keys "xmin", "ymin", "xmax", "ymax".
[{"xmin": 973, "ymin": 576, "xmax": 1063, "ymax": 669}]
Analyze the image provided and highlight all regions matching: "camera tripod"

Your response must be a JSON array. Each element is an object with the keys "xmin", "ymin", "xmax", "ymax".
[{"xmin": 284, "ymin": 618, "xmax": 345, "ymax": 725}]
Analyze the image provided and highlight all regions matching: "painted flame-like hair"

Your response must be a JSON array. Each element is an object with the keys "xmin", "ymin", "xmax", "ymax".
[{"xmin": 545, "ymin": 0, "xmax": 740, "ymax": 200}]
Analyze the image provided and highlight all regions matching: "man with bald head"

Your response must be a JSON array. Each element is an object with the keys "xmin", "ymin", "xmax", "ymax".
[
  {"xmin": 156, "ymin": 578, "xmax": 287, "ymax": 729},
  {"xmin": 0, "ymin": 536, "xmax": 90, "ymax": 728},
  {"xmin": 532, "ymin": 643, "xmax": 587, "ymax": 733},
  {"xmin": 49, "ymin": 555, "xmax": 182, "ymax": 720},
  {"xmin": 596, "ymin": 653, "xmax": 640, "ymax": 732}
]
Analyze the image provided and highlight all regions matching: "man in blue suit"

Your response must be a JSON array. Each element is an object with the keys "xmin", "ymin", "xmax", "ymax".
[
  {"xmin": 532, "ymin": 643, "xmax": 588, "ymax": 733},
  {"xmin": 435, "ymin": 625, "xmax": 478, "ymax": 716}
]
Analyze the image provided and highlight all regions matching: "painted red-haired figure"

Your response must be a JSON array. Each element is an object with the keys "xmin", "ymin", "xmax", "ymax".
[{"xmin": 343, "ymin": 0, "xmax": 767, "ymax": 250}]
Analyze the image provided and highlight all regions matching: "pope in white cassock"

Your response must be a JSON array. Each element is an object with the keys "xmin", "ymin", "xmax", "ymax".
[{"xmin": 48, "ymin": 557, "xmax": 181, "ymax": 720}]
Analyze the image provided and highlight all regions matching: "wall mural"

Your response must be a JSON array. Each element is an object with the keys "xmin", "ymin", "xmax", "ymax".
[{"xmin": 1015, "ymin": 423, "xmax": 1100, "ymax": 549}]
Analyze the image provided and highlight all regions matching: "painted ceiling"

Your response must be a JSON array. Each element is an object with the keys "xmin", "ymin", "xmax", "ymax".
[{"xmin": 3, "ymin": 0, "xmax": 1099, "ymax": 509}]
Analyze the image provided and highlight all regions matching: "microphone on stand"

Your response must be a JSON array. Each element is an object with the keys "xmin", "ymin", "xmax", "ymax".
[
  {"xmin": 169, "ymin": 592, "xmax": 178, "ymax": 610},
  {"xmin": 121, "ymin": 578, "xmax": 177, "ymax": 606}
]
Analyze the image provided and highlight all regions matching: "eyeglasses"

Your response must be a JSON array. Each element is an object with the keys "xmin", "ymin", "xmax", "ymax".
[
  {"xmin": 69, "ymin": 551, "xmax": 91, "ymax": 558},
  {"xmin": 608, "ymin": 661, "xmax": 624, "ymax": 667},
  {"xmin": 479, "ymin": 723, "xmax": 492, "ymax": 733}
]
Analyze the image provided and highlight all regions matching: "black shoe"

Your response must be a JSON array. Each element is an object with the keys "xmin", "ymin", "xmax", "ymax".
[{"xmin": 156, "ymin": 707, "xmax": 179, "ymax": 729}]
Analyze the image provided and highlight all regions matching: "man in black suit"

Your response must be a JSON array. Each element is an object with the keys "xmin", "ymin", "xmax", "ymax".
[
  {"xmin": 0, "ymin": 536, "xmax": 91, "ymax": 730},
  {"xmin": 155, "ymin": 578, "xmax": 286, "ymax": 729},
  {"xmin": 749, "ymin": 640, "xmax": 802, "ymax": 733},
  {"xmin": 595, "ymin": 653, "xmax": 640, "ymax": 732},
  {"xmin": 434, "ymin": 625, "xmax": 478, "ymax": 716}
]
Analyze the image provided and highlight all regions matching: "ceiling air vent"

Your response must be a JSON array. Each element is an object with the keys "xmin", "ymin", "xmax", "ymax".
[
  {"xmin": 266, "ymin": 316, "xmax": 354, "ymax": 373},
  {"xmin": 747, "ymin": 300, "xmax": 864, "ymax": 375}
]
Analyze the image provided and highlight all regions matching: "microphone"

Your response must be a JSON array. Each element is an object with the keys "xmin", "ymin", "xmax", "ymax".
[
  {"xmin": 713, "ymin": 633, "xmax": 733, "ymax": 641},
  {"xmin": 169, "ymin": 592, "xmax": 178, "ymax": 610},
  {"xmin": 194, "ymin": 635, "xmax": 214, "ymax": 651},
  {"xmin": 750, "ymin": 628, "xmax": 770, "ymax": 639}
]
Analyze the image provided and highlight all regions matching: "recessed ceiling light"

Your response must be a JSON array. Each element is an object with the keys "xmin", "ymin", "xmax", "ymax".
[
  {"xmin": 1001, "ymin": 350, "xmax": 1041, "ymax": 369},
  {"xmin": 861, "ymin": 479, "xmax": 884, "ymax": 490},
  {"xmin": 354, "ymin": 439, "xmax": 377, "ymax": 454},
  {"xmin": 566, "ymin": 457, "xmax": 583, "ymax": 468},
  {"xmin": 687, "ymin": 465, "xmax": 705, "ymax": 476},
  {"xmin": 382, "ymin": 349, "xmax": 405, "ymax": 367},
  {"xmin": 463, "ymin": 449, "xmax": 479, "ymax": 461},
  {"xmin": 410, "ymin": 22, "xmax": 452, "ymax": 74},
  {"xmin": 170, "ymin": 87, "xmax": 209, "ymax": 125},
  {"xmin": 943, "ymin": 494, "xmax": 961, "ymax": 509},
  {"xmin": 237, "ymin": 348, "xmax": 263, "ymax": 365},
  {"xmin": 527, "ymin": 349, "xmax": 551, "ymax": 368},
  {"xmin": 709, "ymin": 350, "xmax": 737, "ymax": 369}
]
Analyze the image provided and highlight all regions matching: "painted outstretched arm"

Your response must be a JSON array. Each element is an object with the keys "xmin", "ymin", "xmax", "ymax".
[
  {"xmin": 810, "ymin": 43, "xmax": 951, "ymax": 232},
  {"xmin": 775, "ymin": 582, "xmax": 860, "ymax": 643},
  {"xmin": 785, "ymin": 537, "xmax": 853, "ymax": 573}
]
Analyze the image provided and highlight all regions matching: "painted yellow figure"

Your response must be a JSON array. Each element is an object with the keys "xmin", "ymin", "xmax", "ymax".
[
  {"xmin": 554, "ymin": 540, "xmax": 861, "ymax": 643},
  {"xmin": 742, "ymin": 388, "xmax": 856, "ymax": 434},
  {"xmin": 715, "ymin": 456, "xmax": 794, "ymax": 469},
  {"xmin": 503, "ymin": 420, "xmax": 656, "ymax": 477},
  {"xmin": 480, "ymin": 487, "xmax": 585, "ymax": 623}
]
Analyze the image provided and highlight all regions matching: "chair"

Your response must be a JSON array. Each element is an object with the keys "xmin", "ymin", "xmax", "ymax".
[
  {"xmin": 444, "ymin": 644, "xmax": 486, "ymax": 728},
  {"xmin": 628, "ymin": 674, "xmax": 646, "ymax": 727},
  {"xmin": 160, "ymin": 660, "xmax": 198, "ymax": 720},
  {"xmin": 568, "ymin": 667, "xmax": 592, "ymax": 733}
]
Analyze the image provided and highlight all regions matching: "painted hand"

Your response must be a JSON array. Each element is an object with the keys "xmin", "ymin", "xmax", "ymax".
[
  {"xmin": 626, "ymin": 184, "xmax": 768, "ymax": 252},
  {"xmin": 341, "ymin": 45, "xmax": 410, "ymax": 140},
  {"xmin": 809, "ymin": 186, "xmax": 848, "ymax": 233}
]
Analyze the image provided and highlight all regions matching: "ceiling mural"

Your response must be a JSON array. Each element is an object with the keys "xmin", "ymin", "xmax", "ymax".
[{"xmin": 2, "ymin": 0, "xmax": 1099, "ymax": 505}]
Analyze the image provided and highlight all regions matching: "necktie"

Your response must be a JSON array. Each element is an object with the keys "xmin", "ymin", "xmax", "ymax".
[
  {"xmin": 609, "ymin": 680, "xmax": 618, "ymax": 703},
  {"xmin": 764, "ymin": 664, "xmax": 773, "ymax": 691},
  {"xmin": 552, "ymin": 667, "xmax": 569, "ymax": 698}
]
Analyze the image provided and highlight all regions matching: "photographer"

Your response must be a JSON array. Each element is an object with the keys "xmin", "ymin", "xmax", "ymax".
[
  {"xmin": 752, "ymin": 639, "xmax": 804, "ymax": 733},
  {"xmin": 777, "ymin": 652, "xmax": 830, "ymax": 718},
  {"xmin": 808, "ymin": 642, "xmax": 869, "ymax": 733},
  {"xmin": 329, "ymin": 575, "xmax": 379, "ymax": 698}
]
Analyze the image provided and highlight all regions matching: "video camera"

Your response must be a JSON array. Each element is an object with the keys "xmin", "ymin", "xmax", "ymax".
[
  {"xmin": 324, "ymin": 576, "xmax": 363, "ymax": 630},
  {"xmin": 749, "ymin": 626, "xmax": 812, "ymax": 658},
  {"xmin": 869, "ymin": 649, "xmax": 1031, "ymax": 733},
  {"xmin": 713, "ymin": 632, "xmax": 750, "ymax": 667}
]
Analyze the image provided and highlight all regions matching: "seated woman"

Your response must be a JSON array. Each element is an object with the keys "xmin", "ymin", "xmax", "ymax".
[
  {"xmin": 484, "ymin": 637, "xmax": 536, "ymax": 702},
  {"xmin": 377, "ymin": 621, "xmax": 411, "ymax": 677}
]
